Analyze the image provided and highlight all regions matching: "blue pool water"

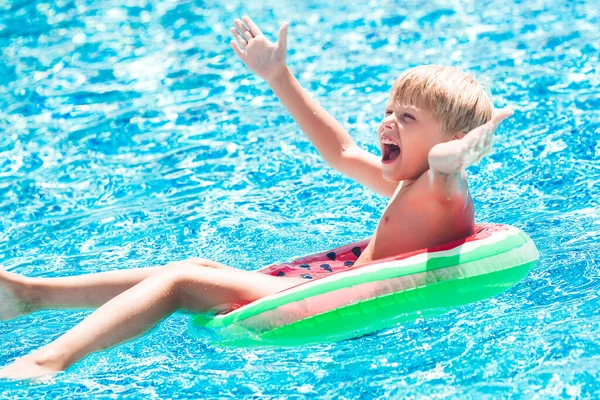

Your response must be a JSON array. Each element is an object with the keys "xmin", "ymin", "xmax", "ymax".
[{"xmin": 1, "ymin": 0, "xmax": 599, "ymax": 397}]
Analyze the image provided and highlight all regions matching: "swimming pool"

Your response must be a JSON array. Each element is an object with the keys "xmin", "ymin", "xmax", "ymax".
[{"xmin": 1, "ymin": 0, "xmax": 598, "ymax": 397}]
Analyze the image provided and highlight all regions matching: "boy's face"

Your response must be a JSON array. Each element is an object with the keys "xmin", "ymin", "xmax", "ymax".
[{"xmin": 378, "ymin": 100, "xmax": 446, "ymax": 182}]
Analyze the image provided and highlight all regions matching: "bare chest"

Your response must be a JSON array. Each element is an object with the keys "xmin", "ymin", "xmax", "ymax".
[{"xmin": 354, "ymin": 183, "xmax": 473, "ymax": 267}]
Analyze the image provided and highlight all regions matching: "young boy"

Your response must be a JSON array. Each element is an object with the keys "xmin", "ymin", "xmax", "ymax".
[{"xmin": 0, "ymin": 16, "xmax": 511, "ymax": 379}]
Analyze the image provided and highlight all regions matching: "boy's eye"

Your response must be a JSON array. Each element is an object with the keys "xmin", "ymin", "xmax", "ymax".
[
  {"xmin": 403, "ymin": 113, "xmax": 416, "ymax": 120},
  {"xmin": 385, "ymin": 110, "xmax": 393, "ymax": 116}
]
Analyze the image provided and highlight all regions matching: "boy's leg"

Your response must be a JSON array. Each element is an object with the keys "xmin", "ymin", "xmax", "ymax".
[
  {"xmin": 0, "ymin": 266, "xmax": 304, "ymax": 379},
  {"xmin": 0, "ymin": 258, "xmax": 234, "ymax": 320}
]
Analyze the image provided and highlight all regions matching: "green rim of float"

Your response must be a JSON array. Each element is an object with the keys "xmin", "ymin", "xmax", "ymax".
[{"xmin": 190, "ymin": 224, "xmax": 538, "ymax": 347}]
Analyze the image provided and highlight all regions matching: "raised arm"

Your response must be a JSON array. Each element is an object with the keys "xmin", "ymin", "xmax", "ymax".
[
  {"xmin": 230, "ymin": 16, "xmax": 398, "ymax": 198},
  {"xmin": 428, "ymin": 109, "xmax": 513, "ymax": 200}
]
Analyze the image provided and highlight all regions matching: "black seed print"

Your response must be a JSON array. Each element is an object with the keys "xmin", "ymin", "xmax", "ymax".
[
  {"xmin": 351, "ymin": 247, "xmax": 362, "ymax": 258},
  {"xmin": 299, "ymin": 264, "xmax": 311, "ymax": 270},
  {"xmin": 344, "ymin": 261, "xmax": 354, "ymax": 267},
  {"xmin": 301, "ymin": 274, "xmax": 313, "ymax": 279},
  {"xmin": 320, "ymin": 264, "xmax": 332, "ymax": 272},
  {"xmin": 276, "ymin": 271, "xmax": 286, "ymax": 276},
  {"xmin": 326, "ymin": 252, "xmax": 336, "ymax": 261}
]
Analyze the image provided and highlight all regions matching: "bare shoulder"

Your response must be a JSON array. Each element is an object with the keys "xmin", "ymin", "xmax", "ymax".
[
  {"xmin": 354, "ymin": 172, "xmax": 474, "ymax": 266},
  {"xmin": 408, "ymin": 170, "xmax": 473, "ymax": 217}
]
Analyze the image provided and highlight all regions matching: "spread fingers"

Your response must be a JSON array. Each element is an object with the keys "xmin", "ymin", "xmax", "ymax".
[
  {"xmin": 242, "ymin": 15, "xmax": 263, "ymax": 37},
  {"xmin": 234, "ymin": 18, "xmax": 254, "ymax": 41},
  {"xmin": 230, "ymin": 27, "xmax": 246, "ymax": 50}
]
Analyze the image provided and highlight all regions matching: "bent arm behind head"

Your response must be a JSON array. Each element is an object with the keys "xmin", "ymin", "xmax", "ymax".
[{"xmin": 428, "ymin": 108, "xmax": 513, "ymax": 200}]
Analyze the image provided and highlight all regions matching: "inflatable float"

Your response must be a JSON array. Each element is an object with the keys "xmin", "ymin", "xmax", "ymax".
[{"xmin": 190, "ymin": 224, "xmax": 538, "ymax": 347}]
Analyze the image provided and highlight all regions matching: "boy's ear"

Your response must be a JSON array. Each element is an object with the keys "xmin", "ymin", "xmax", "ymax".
[{"xmin": 453, "ymin": 131, "xmax": 467, "ymax": 140}]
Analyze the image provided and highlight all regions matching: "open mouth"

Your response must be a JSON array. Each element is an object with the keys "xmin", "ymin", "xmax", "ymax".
[{"xmin": 382, "ymin": 143, "xmax": 401, "ymax": 164}]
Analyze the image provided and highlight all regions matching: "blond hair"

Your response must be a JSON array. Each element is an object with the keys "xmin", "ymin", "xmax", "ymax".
[{"xmin": 391, "ymin": 65, "xmax": 493, "ymax": 136}]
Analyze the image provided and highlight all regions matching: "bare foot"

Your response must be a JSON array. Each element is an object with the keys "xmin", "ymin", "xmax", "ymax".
[
  {"xmin": 0, "ymin": 352, "xmax": 63, "ymax": 380},
  {"xmin": 0, "ymin": 269, "xmax": 30, "ymax": 321}
]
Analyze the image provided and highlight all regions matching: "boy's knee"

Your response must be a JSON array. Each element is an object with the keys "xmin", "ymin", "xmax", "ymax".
[
  {"xmin": 165, "ymin": 258, "xmax": 227, "ymax": 270},
  {"xmin": 164, "ymin": 259, "xmax": 205, "ymax": 271},
  {"xmin": 146, "ymin": 268, "xmax": 196, "ymax": 307},
  {"xmin": 184, "ymin": 258, "xmax": 213, "ymax": 267},
  {"xmin": 151, "ymin": 267, "xmax": 193, "ymax": 289},
  {"xmin": 160, "ymin": 263, "xmax": 192, "ymax": 280}
]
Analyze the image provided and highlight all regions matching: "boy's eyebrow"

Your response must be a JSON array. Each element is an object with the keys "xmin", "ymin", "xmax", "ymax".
[{"xmin": 387, "ymin": 103, "xmax": 421, "ymax": 113}]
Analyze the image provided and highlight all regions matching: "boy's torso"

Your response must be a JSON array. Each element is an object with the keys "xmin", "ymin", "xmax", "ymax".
[{"xmin": 354, "ymin": 171, "xmax": 474, "ymax": 267}]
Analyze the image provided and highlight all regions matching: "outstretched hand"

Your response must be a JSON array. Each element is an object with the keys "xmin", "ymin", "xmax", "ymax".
[
  {"xmin": 230, "ymin": 16, "xmax": 289, "ymax": 83},
  {"xmin": 428, "ymin": 109, "xmax": 514, "ymax": 175}
]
